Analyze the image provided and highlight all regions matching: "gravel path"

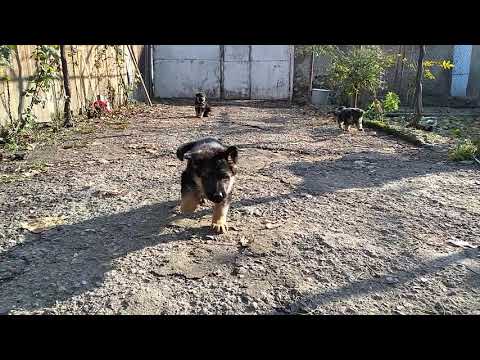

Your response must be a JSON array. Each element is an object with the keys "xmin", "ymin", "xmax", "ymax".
[{"xmin": 1, "ymin": 100, "xmax": 479, "ymax": 315}]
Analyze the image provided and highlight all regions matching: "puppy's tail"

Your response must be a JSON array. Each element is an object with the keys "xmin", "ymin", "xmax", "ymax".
[
  {"xmin": 176, "ymin": 137, "xmax": 220, "ymax": 161},
  {"xmin": 176, "ymin": 141, "xmax": 195, "ymax": 161}
]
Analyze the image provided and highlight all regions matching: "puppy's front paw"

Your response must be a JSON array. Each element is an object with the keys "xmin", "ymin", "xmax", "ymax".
[{"xmin": 212, "ymin": 219, "xmax": 228, "ymax": 234}]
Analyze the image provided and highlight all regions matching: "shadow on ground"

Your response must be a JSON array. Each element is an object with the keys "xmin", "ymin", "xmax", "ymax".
[
  {"xmin": 284, "ymin": 151, "xmax": 459, "ymax": 194},
  {"xmin": 0, "ymin": 149, "xmax": 466, "ymax": 314},
  {"xmin": 273, "ymin": 247, "xmax": 478, "ymax": 314},
  {"xmin": 0, "ymin": 200, "xmax": 214, "ymax": 313}
]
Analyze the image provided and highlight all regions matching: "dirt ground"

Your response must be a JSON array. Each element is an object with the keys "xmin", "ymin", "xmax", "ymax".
[{"xmin": 1, "ymin": 100, "xmax": 479, "ymax": 315}]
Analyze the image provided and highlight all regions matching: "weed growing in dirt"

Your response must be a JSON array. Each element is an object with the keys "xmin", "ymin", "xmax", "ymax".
[
  {"xmin": 74, "ymin": 122, "xmax": 96, "ymax": 135},
  {"xmin": 28, "ymin": 160, "xmax": 48, "ymax": 172},
  {"xmin": 383, "ymin": 92, "xmax": 401, "ymax": 113},
  {"xmin": 0, "ymin": 160, "xmax": 48, "ymax": 184},
  {"xmin": 365, "ymin": 91, "xmax": 401, "ymax": 121},
  {"xmin": 451, "ymin": 128, "xmax": 462, "ymax": 138},
  {"xmin": 448, "ymin": 139, "xmax": 479, "ymax": 161},
  {"xmin": 106, "ymin": 117, "xmax": 130, "ymax": 130},
  {"xmin": 472, "ymin": 137, "xmax": 480, "ymax": 151},
  {"xmin": 4, "ymin": 138, "xmax": 20, "ymax": 153}
]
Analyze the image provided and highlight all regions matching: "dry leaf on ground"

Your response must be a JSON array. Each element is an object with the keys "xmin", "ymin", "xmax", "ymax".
[{"xmin": 21, "ymin": 216, "xmax": 67, "ymax": 233}]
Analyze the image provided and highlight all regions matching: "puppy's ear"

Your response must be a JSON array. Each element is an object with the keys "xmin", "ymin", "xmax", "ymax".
[{"xmin": 225, "ymin": 146, "xmax": 238, "ymax": 164}]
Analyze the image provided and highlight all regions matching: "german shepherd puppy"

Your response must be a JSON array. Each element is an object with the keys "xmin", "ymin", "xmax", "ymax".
[
  {"xmin": 194, "ymin": 92, "xmax": 212, "ymax": 118},
  {"xmin": 176, "ymin": 138, "xmax": 238, "ymax": 233},
  {"xmin": 327, "ymin": 106, "xmax": 365, "ymax": 132}
]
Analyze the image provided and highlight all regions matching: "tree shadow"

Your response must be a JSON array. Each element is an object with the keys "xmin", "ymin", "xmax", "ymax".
[
  {"xmin": 0, "ymin": 190, "xmax": 291, "ymax": 314},
  {"xmin": 215, "ymin": 113, "xmax": 288, "ymax": 134},
  {"xmin": 272, "ymin": 248, "xmax": 479, "ymax": 314},
  {"xmin": 310, "ymin": 123, "xmax": 364, "ymax": 141},
  {"xmin": 0, "ymin": 145, "xmax": 469, "ymax": 314},
  {"xmin": 285, "ymin": 151, "xmax": 461, "ymax": 195},
  {"xmin": 0, "ymin": 200, "xmax": 215, "ymax": 313}
]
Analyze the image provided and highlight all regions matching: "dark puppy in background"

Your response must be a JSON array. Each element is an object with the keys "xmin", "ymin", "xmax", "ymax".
[
  {"xmin": 327, "ymin": 106, "xmax": 365, "ymax": 132},
  {"xmin": 176, "ymin": 138, "xmax": 238, "ymax": 233},
  {"xmin": 194, "ymin": 92, "xmax": 212, "ymax": 118}
]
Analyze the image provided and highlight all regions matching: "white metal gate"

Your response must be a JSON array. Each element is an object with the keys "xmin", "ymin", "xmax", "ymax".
[
  {"xmin": 451, "ymin": 45, "xmax": 472, "ymax": 97},
  {"xmin": 153, "ymin": 45, "xmax": 293, "ymax": 100}
]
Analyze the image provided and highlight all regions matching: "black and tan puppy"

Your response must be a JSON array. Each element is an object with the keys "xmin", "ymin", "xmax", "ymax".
[
  {"xmin": 176, "ymin": 138, "xmax": 238, "ymax": 233},
  {"xmin": 194, "ymin": 92, "xmax": 212, "ymax": 118},
  {"xmin": 328, "ymin": 106, "xmax": 365, "ymax": 132}
]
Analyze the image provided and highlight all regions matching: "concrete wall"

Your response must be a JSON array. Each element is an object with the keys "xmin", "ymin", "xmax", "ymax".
[
  {"xmin": 292, "ymin": 46, "xmax": 312, "ymax": 103},
  {"xmin": 0, "ymin": 45, "xmax": 146, "ymax": 128},
  {"xmin": 421, "ymin": 45, "xmax": 454, "ymax": 105},
  {"xmin": 293, "ymin": 45, "xmax": 358, "ymax": 104}
]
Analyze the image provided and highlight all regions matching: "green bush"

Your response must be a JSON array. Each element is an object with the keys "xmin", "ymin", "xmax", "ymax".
[
  {"xmin": 383, "ymin": 92, "xmax": 400, "ymax": 113},
  {"xmin": 317, "ymin": 46, "xmax": 396, "ymax": 106},
  {"xmin": 448, "ymin": 139, "xmax": 478, "ymax": 161},
  {"xmin": 364, "ymin": 99, "xmax": 384, "ymax": 121},
  {"xmin": 472, "ymin": 137, "xmax": 480, "ymax": 150},
  {"xmin": 364, "ymin": 91, "xmax": 400, "ymax": 121},
  {"xmin": 450, "ymin": 128, "xmax": 462, "ymax": 138}
]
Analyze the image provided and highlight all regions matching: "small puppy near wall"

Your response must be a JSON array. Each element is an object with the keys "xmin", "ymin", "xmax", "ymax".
[
  {"xmin": 327, "ymin": 106, "xmax": 365, "ymax": 132},
  {"xmin": 194, "ymin": 92, "xmax": 212, "ymax": 118},
  {"xmin": 176, "ymin": 138, "xmax": 238, "ymax": 233}
]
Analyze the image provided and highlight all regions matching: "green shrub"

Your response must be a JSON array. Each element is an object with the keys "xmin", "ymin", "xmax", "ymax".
[
  {"xmin": 451, "ymin": 128, "xmax": 462, "ymax": 138},
  {"xmin": 383, "ymin": 92, "xmax": 400, "ymax": 113},
  {"xmin": 364, "ymin": 91, "xmax": 400, "ymax": 121},
  {"xmin": 448, "ymin": 139, "xmax": 478, "ymax": 161}
]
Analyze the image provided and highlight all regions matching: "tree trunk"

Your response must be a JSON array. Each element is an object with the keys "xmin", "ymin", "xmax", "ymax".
[
  {"xmin": 309, "ymin": 52, "xmax": 315, "ymax": 99},
  {"xmin": 409, "ymin": 45, "xmax": 425, "ymax": 127},
  {"xmin": 60, "ymin": 45, "xmax": 73, "ymax": 127},
  {"xmin": 393, "ymin": 45, "xmax": 402, "ymax": 93}
]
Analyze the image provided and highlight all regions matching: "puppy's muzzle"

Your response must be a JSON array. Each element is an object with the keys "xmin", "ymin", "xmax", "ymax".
[{"xmin": 211, "ymin": 191, "xmax": 226, "ymax": 203}]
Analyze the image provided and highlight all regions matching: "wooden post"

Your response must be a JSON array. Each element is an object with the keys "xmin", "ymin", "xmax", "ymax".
[
  {"xmin": 127, "ymin": 45, "xmax": 153, "ymax": 106},
  {"xmin": 60, "ymin": 45, "xmax": 73, "ymax": 127},
  {"xmin": 309, "ymin": 52, "xmax": 315, "ymax": 99},
  {"xmin": 414, "ymin": 45, "xmax": 425, "ymax": 121},
  {"xmin": 409, "ymin": 45, "xmax": 425, "ymax": 127}
]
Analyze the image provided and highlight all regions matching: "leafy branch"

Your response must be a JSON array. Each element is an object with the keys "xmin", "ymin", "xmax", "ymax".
[
  {"xmin": 307, "ymin": 46, "xmax": 396, "ymax": 107},
  {"xmin": 19, "ymin": 45, "xmax": 61, "ymax": 131}
]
